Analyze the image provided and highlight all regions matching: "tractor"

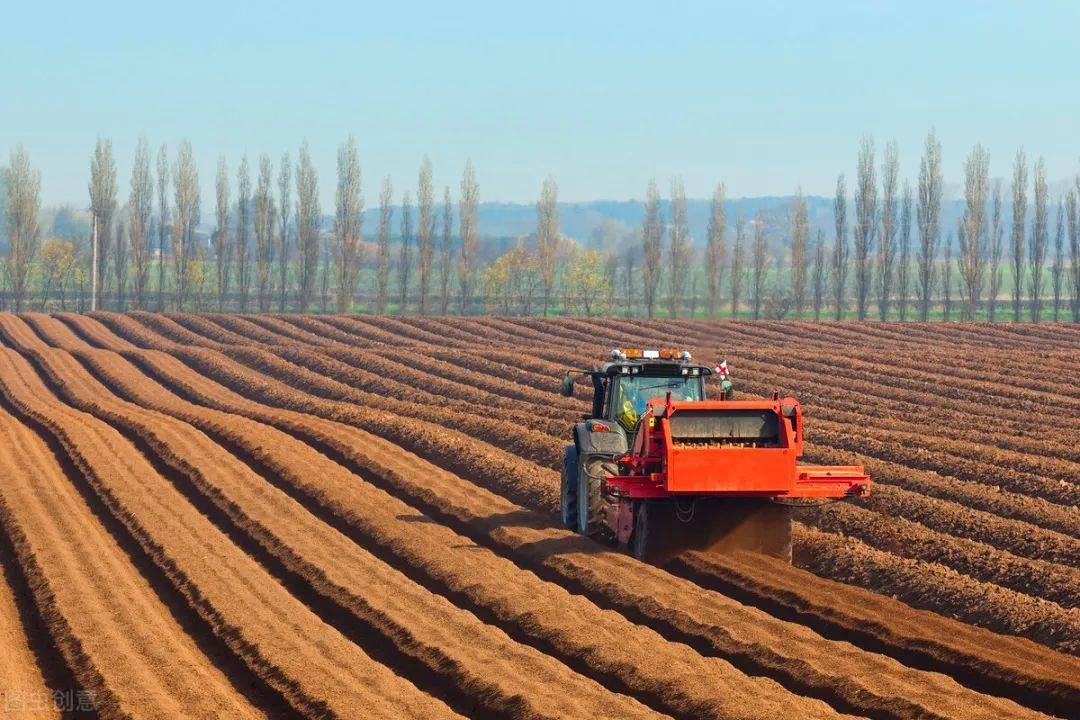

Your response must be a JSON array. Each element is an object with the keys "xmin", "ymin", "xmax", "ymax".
[{"xmin": 559, "ymin": 348, "xmax": 870, "ymax": 563}]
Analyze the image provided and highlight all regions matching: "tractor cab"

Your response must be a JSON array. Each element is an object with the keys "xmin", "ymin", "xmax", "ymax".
[
  {"xmin": 603, "ymin": 361, "xmax": 707, "ymax": 432},
  {"xmin": 562, "ymin": 348, "xmax": 715, "ymax": 430}
]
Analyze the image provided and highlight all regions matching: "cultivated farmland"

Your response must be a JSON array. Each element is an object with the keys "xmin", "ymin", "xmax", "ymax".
[{"xmin": 0, "ymin": 311, "xmax": 1076, "ymax": 719}]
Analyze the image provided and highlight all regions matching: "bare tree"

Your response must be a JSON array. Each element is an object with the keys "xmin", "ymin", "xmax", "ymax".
[
  {"xmin": 987, "ymin": 181, "xmax": 1005, "ymax": 322},
  {"xmin": 172, "ymin": 140, "xmax": 200, "ymax": 310},
  {"xmin": 1051, "ymin": 199, "xmax": 1065, "ymax": 321},
  {"xmin": 730, "ymin": 209, "xmax": 745, "ymax": 317},
  {"xmin": 333, "ymin": 137, "xmax": 363, "ymax": 313},
  {"xmin": 749, "ymin": 215, "xmax": 768, "ymax": 320},
  {"xmin": 1068, "ymin": 186, "xmax": 1079, "ymax": 322},
  {"xmin": 235, "ymin": 156, "xmax": 252, "ymax": 311},
  {"xmin": 1010, "ymin": 149, "xmax": 1027, "ymax": 321},
  {"xmin": 416, "ymin": 157, "xmax": 434, "ymax": 314},
  {"xmin": 668, "ymin": 176, "xmax": 691, "ymax": 318},
  {"xmin": 943, "ymin": 230, "xmax": 954, "ymax": 320},
  {"xmin": 439, "ymin": 186, "xmax": 453, "ymax": 314},
  {"xmin": 514, "ymin": 243, "xmax": 544, "ymax": 314},
  {"xmin": 4, "ymin": 145, "xmax": 41, "ymax": 312},
  {"xmin": 853, "ymin": 135, "xmax": 877, "ymax": 320},
  {"xmin": 877, "ymin": 142, "xmax": 898, "ymax": 319},
  {"xmin": 790, "ymin": 187, "xmax": 809, "ymax": 317},
  {"xmin": 156, "ymin": 144, "xmax": 169, "ymax": 310},
  {"xmin": 214, "ymin": 155, "xmax": 232, "ymax": 310},
  {"xmin": 398, "ymin": 192, "xmax": 413, "ymax": 312},
  {"xmin": 832, "ymin": 174, "xmax": 849, "ymax": 320},
  {"xmin": 128, "ymin": 137, "xmax": 153, "ymax": 310},
  {"xmin": 113, "ymin": 218, "xmax": 129, "ymax": 309},
  {"xmin": 457, "ymin": 161, "xmax": 479, "ymax": 314},
  {"xmin": 622, "ymin": 240, "xmax": 638, "ymax": 317},
  {"xmin": 188, "ymin": 241, "xmax": 210, "ymax": 312},
  {"xmin": 605, "ymin": 250, "xmax": 620, "ymax": 316},
  {"xmin": 896, "ymin": 182, "xmax": 913, "ymax": 320},
  {"xmin": 958, "ymin": 143, "xmax": 990, "ymax": 320},
  {"xmin": 536, "ymin": 176, "xmax": 560, "ymax": 315},
  {"xmin": 264, "ymin": 197, "xmax": 277, "ymax": 310},
  {"xmin": 112, "ymin": 225, "xmax": 129, "ymax": 310},
  {"xmin": 704, "ymin": 182, "xmax": 727, "ymax": 317},
  {"xmin": 277, "ymin": 153, "xmax": 292, "ymax": 311},
  {"xmin": 320, "ymin": 232, "xmax": 331, "ymax": 313},
  {"xmin": 255, "ymin": 154, "xmax": 275, "ymax": 311},
  {"xmin": 375, "ymin": 177, "xmax": 393, "ymax": 313},
  {"xmin": 295, "ymin": 141, "xmax": 320, "ymax": 312},
  {"xmin": 916, "ymin": 130, "xmax": 943, "ymax": 321},
  {"xmin": 811, "ymin": 229, "xmax": 827, "ymax": 320},
  {"xmin": 640, "ymin": 180, "xmax": 664, "ymax": 318},
  {"xmin": 1029, "ymin": 157, "xmax": 1048, "ymax": 322},
  {"xmin": 89, "ymin": 137, "xmax": 118, "ymax": 308}
]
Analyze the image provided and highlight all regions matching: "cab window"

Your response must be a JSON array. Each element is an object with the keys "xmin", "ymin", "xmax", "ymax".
[{"xmin": 610, "ymin": 375, "xmax": 704, "ymax": 428}]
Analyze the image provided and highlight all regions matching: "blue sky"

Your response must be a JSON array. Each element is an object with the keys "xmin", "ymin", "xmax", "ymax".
[{"xmin": 3, "ymin": 1, "xmax": 1079, "ymax": 208}]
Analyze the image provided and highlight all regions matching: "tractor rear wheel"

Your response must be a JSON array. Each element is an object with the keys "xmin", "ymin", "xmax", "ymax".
[
  {"xmin": 578, "ymin": 457, "xmax": 616, "ymax": 536},
  {"xmin": 560, "ymin": 445, "xmax": 578, "ymax": 531},
  {"xmin": 630, "ymin": 500, "xmax": 681, "ymax": 563}
]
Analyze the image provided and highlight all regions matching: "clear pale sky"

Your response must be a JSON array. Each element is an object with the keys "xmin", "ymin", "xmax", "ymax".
[{"xmin": 4, "ymin": 0, "xmax": 1079, "ymax": 209}]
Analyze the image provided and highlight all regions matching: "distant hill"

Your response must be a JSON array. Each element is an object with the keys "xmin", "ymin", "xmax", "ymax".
[
  {"xmin": 361, "ymin": 195, "xmax": 972, "ymax": 255},
  {"xmin": 19, "ymin": 191, "xmax": 1004, "ymax": 259}
]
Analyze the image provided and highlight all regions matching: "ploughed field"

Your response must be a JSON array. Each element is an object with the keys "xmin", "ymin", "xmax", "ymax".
[{"xmin": 0, "ymin": 311, "xmax": 1076, "ymax": 720}]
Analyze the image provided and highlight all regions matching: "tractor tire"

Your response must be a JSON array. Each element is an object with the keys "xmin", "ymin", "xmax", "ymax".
[
  {"xmin": 560, "ymin": 445, "xmax": 579, "ymax": 531},
  {"xmin": 630, "ymin": 500, "xmax": 674, "ymax": 563},
  {"xmin": 578, "ymin": 457, "xmax": 616, "ymax": 537}
]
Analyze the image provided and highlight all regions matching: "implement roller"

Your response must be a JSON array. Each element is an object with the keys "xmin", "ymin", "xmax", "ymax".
[{"xmin": 559, "ymin": 349, "xmax": 870, "ymax": 563}]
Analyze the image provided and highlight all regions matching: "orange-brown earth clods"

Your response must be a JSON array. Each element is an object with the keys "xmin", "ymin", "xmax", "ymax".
[{"xmin": 0, "ymin": 310, "xmax": 1077, "ymax": 720}]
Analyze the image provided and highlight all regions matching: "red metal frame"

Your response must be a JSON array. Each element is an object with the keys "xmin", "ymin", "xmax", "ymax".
[{"xmin": 605, "ymin": 396, "xmax": 870, "ymax": 502}]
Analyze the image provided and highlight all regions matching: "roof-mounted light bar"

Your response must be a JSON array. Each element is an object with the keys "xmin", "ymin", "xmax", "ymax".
[{"xmin": 610, "ymin": 348, "xmax": 692, "ymax": 362}]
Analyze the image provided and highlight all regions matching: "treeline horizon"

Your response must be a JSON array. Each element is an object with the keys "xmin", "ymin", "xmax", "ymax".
[{"xmin": 2, "ymin": 130, "xmax": 1079, "ymax": 322}]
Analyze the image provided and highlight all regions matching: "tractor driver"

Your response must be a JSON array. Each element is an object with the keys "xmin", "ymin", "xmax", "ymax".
[{"xmin": 616, "ymin": 382, "xmax": 644, "ymax": 431}]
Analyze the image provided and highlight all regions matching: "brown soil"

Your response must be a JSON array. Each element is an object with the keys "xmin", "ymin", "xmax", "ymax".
[{"xmin": 0, "ymin": 311, "xmax": 1075, "ymax": 720}]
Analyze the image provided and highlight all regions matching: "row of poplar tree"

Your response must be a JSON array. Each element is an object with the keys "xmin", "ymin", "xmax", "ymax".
[
  {"xmin": 3, "ymin": 130, "xmax": 1078, "ymax": 320},
  {"xmin": 631, "ymin": 131, "xmax": 1078, "ymax": 322},
  {"xmin": 3, "ymin": 137, "xmax": 481, "ymax": 315}
]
